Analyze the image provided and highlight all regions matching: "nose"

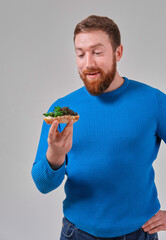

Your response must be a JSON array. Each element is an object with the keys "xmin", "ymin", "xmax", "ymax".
[{"xmin": 85, "ymin": 53, "xmax": 96, "ymax": 69}]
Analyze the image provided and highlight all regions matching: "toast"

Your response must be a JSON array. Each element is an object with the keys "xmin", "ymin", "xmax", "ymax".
[{"xmin": 43, "ymin": 106, "xmax": 79, "ymax": 124}]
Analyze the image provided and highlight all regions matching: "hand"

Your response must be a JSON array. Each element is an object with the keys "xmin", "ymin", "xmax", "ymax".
[
  {"xmin": 142, "ymin": 210, "xmax": 166, "ymax": 234},
  {"xmin": 46, "ymin": 119, "xmax": 74, "ymax": 167}
]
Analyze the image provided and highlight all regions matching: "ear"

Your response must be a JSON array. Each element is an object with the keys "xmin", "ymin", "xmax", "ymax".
[{"xmin": 115, "ymin": 44, "xmax": 123, "ymax": 62}]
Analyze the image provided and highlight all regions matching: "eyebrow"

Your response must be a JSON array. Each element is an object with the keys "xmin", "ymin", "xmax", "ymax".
[{"xmin": 75, "ymin": 43, "xmax": 104, "ymax": 51}]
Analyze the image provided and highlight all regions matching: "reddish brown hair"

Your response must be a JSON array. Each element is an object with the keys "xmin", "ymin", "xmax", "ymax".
[{"xmin": 74, "ymin": 15, "xmax": 121, "ymax": 52}]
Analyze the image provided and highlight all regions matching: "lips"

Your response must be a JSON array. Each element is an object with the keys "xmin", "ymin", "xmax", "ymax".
[
  {"xmin": 86, "ymin": 72, "xmax": 100, "ymax": 79},
  {"xmin": 86, "ymin": 71, "xmax": 99, "ymax": 75}
]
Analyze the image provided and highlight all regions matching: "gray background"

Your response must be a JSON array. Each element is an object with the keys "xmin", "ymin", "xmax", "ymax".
[{"xmin": 0, "ymin": 0, "xmax": 166, "ymax": 239}]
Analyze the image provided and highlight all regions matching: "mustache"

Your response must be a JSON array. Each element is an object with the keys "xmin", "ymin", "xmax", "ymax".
[{"xmin": 82, "ymin": 67, "xmax": 102, "ymax": 75}]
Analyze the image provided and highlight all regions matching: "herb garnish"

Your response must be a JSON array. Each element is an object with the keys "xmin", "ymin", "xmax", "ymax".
[{"xmin": 43, "ymin": 106, "xmax": 63, "ymax": 117}]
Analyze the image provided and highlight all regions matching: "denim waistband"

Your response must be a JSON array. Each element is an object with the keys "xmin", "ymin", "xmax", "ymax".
[{"xmin": 61, "ymin": 216, "xmax": 158, "ymax": 240}]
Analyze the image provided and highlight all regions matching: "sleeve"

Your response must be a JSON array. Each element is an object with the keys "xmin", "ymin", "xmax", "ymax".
[
  {"xmin": 31, "ymin": 99, "xmax": 67, "ymax": 194},
  {"xmin": 156, "ymin": 89, "xmax": 166, "ymax": 144}
]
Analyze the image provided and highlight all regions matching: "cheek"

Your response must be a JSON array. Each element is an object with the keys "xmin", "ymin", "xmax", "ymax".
[
  {"xmin": 76, "ymin": 60, "xmax": 84, "ymax": 72},
  {"xmin": 95, "ymin": 58, "xmax": 107, "ymax": 69},
  {"xmin": 99, "ymin": 60, "xmax": 112, "ymax": 72}
]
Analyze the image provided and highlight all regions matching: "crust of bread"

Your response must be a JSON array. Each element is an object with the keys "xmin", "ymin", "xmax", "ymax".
[{"xmin": 44, "ymin": 115, "xmax": 80, "ymax": 124}]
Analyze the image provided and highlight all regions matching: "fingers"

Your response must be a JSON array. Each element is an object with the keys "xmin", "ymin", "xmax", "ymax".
[
  {"xmin": 142, "ymin": 210, "xmax": 165, "ymax": 234},
  {"xmin": 142, "ymin": 219, "xmax": 162, "ymax": 233},
  {"xmin": 48, "ymin": 120, "xmax": 59, "ymax": 142},
  {"xmin": 47, "ymin": 119, "xmax": 74, "ymax": 157},
  {"xmin": 61, "ymin": 119, "xmax": 74, "ymax": 138},
  {"xmin": 142, "ymin": 210, "xmax": 160, "ymax": 229},
  {"xmin": 48, "ymin": 119, "xmax": 73, "ymax": 143},
  {"xmin": 147, "ymin": 225, "xmax": 163, "ymax": 234}
]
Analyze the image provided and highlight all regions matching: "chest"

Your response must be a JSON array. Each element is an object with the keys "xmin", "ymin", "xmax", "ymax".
[{"xmin": 68, "ymin": 100, "xmax": 157, "ymax": 151}]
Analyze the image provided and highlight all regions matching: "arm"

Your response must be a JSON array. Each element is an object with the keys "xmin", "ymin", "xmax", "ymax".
[
  {"xmin": 156, "ymin": 89, "xmax": 166, "ymax": 144},
  {"xmin": 142, "ymin": 89, "xmax": 166, "ymax": 233},
  {"xmin": 31, "ymin": 116, "xmax": 67, "ymax": 194},
  {"xmin": 31, "ymin": 101, "xmax": 74, "ymax": 194}
]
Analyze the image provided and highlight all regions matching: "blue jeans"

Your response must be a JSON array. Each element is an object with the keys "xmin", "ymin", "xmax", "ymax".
[{"xmin": 60, "ymin": 217, "xmax": 158, "ymax": 240}]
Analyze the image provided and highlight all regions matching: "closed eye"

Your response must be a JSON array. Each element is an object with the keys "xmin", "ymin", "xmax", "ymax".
[
  {"xmin": 94, "ymin": 52, "xmax": 102, "ymax": 55},
  {"xmin": 78, "ymin": 54, "xmax": 84, "ymax": 58}
]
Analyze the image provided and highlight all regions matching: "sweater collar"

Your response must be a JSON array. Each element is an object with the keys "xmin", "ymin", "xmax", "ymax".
[{"xmin": 83, "ymin": 77, "xmax": 129, "ymax": 98}]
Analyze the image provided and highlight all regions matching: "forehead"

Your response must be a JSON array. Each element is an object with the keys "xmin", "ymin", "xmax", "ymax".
[{"xmin": 74, "ymin": 30, "xmax": 112, "ymax": 50}]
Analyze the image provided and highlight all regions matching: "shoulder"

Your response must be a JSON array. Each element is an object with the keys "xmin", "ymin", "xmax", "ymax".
[
  {"xmin": 58, "ymin": 86, "xmax": 85, "ymax": 102},
  {"xmin": 127, "ymin": 77, "xmax": 162, "ymax": 95},
  {"xmin": 128, "ymin": 78, "xmax": 156, "ymax": 90},
  {"xmin": 47, "ymin": 86, "xmax": 85, "ymax": 112}
]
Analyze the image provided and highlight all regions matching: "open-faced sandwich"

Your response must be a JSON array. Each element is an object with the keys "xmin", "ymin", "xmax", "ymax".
[{"xmin": 43, "ymin": 106, "xmax": 79, "ymax": 124}]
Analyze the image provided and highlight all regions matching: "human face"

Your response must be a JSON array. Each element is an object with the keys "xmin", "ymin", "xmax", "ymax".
[{"xmin": 74, "ymin": 30, "xmax": 117, "ymax": 96}]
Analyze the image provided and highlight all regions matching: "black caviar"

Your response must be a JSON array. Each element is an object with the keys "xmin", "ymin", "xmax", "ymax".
[{"xmin": 43, "ymin": 106, "xmax": 78, "ymax": 117}]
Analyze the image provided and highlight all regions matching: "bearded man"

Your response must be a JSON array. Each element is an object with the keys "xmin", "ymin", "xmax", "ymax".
[{"xmin": 32, "ymin": 15, "xmax": 166, "ymax": 240}]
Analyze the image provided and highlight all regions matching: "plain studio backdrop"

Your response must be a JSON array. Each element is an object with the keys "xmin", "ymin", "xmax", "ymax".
[{"xmin": 0, "ymin": 0, "xmax": 166, "ymax": 239}]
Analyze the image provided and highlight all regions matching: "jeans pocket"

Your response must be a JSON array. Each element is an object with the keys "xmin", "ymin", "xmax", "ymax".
[
  {"xmin": 61, "ymin": 217, "xmax": 76, "ymax": 238},
  {"xmin": 152, "ymin": 233, "xmax": 158, "ymax": 240},
  {"xmin": 148, "ymin": 232, "xmax": 158, "ymax": 240}
]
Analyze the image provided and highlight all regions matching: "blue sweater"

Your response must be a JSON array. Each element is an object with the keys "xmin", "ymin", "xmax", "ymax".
[{"xmin": 31, "ymin": 77, "xmax": 166, "ymax": 237}]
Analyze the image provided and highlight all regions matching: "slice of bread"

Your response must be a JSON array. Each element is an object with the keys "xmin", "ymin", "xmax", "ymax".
[{"xmin": 44, "ymin": 115, "xmax": 80, "ymax": 124}]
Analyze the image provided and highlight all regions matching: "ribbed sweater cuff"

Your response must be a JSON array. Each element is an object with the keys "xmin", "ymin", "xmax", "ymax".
[
  {"xmin": 32, "ymin": 156, "xmax": 66, "ymax": 194},
  {"xmin": 44, "ymin": 155, "xmax": 66, "ymax": 177}
]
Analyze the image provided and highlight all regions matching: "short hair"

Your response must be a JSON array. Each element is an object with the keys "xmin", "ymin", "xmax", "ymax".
[{"xmin": 74, "ymin": 15, "xmax": 121, "ymax": 52}]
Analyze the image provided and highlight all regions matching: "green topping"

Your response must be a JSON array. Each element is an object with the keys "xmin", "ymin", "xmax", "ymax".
[
  {"xmin": 43, "ymin": 106, "xmax": 78, "ymax": 117},
  {"xmin": 43, "ymin": 106, "xmax": 64, "ymax": 117}
]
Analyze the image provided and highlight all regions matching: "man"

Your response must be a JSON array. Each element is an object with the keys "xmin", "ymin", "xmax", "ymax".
[{"xmin": 31, "ymin": 15, "xmax": 166, "ymax": 240}]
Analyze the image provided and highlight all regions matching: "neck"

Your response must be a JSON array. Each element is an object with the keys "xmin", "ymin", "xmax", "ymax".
[{"xmin": 104, "ymin": 71, "xmax": 124, "ymax": 93}]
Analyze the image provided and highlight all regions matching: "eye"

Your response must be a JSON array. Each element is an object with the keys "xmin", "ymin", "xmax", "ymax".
[
  {"xmin": 94, "ymin": 51, "xmax": 102, "ymax": 55},
  {"xmin": 77, "ymin": 53, "xmax": 85, "ymax": 58}
]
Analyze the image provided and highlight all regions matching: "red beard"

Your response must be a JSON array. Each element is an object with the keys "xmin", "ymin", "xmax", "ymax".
[{"xmin": 79, "ymin": 54, "xmax": 117, "ymax": 96}]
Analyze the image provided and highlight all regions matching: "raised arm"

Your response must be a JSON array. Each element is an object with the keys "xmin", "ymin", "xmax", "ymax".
[{"xmin": 31, "ymin": 103, "xmax": 74, "ymax": 194}]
